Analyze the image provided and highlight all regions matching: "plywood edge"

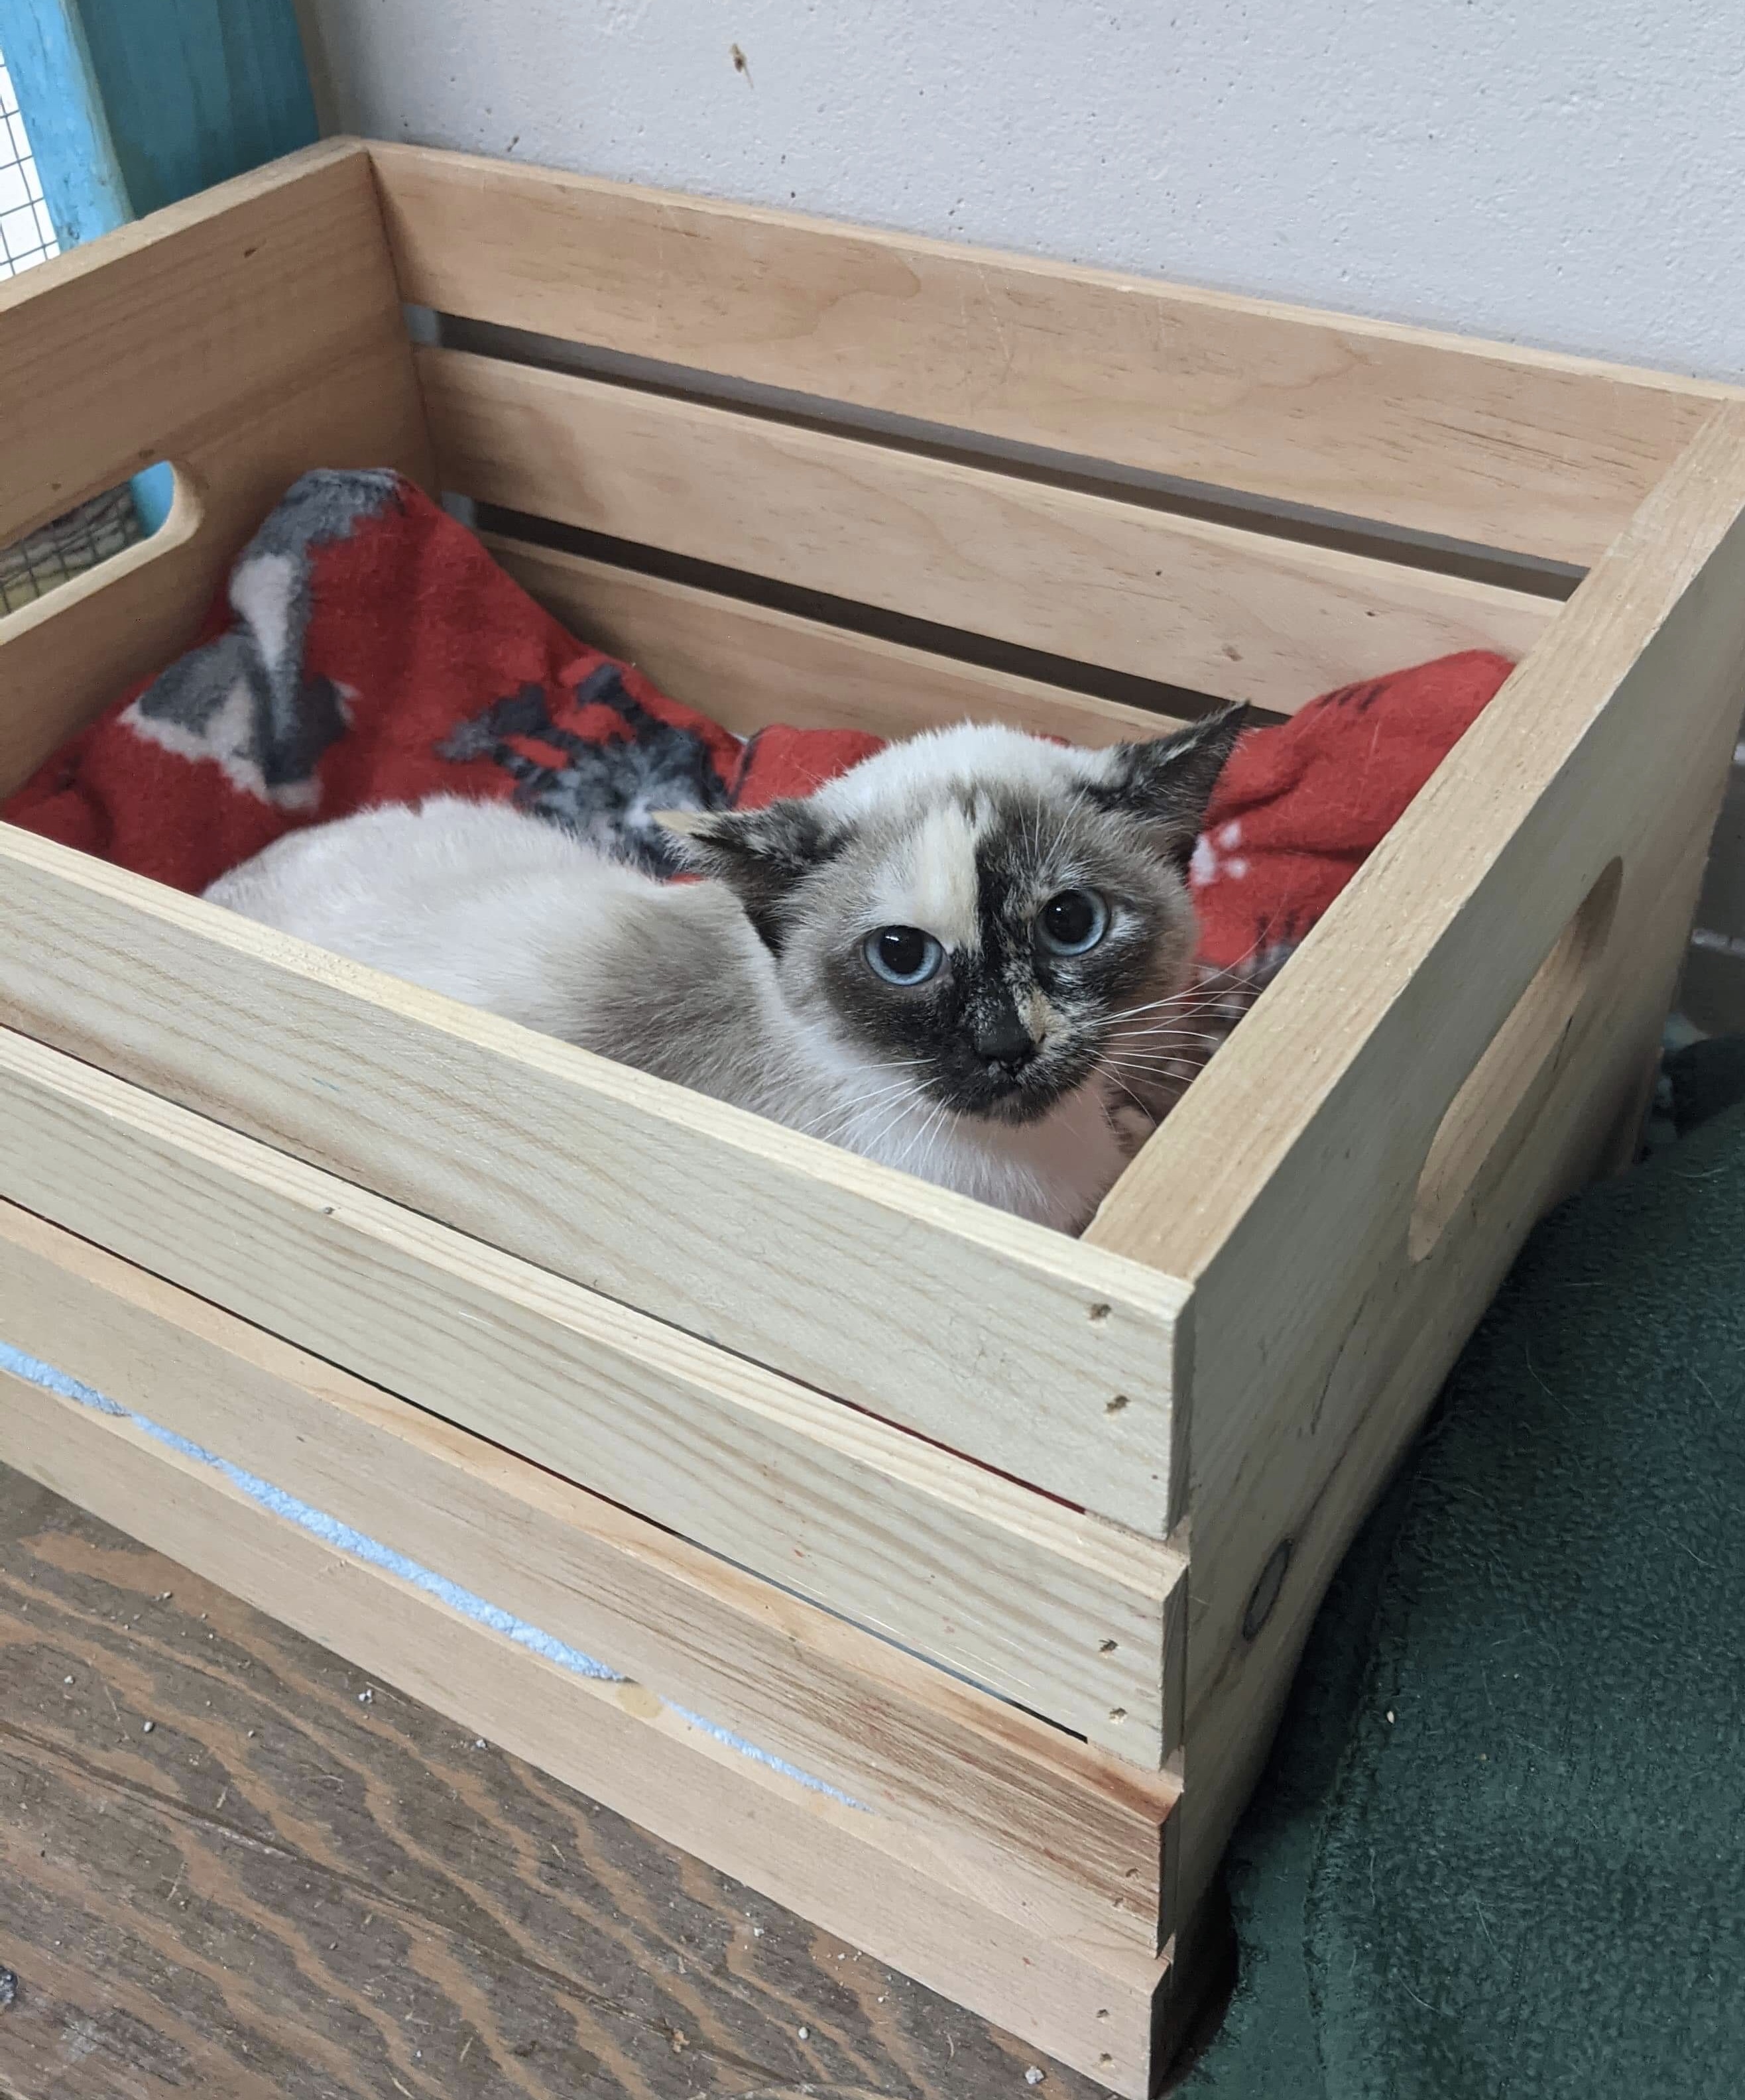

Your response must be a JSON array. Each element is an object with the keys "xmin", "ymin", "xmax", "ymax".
[
  {"xmin": 0, "ymin": 816, "xmax": 1189, "ymax": 1539},
  {"xmin": 0, "ymin": 1196, "xmax": 1179, "ymax": 1957},
  {"xmin": 2, "ymin": 1371, "xmax": 1169, "ymax": 2098}
]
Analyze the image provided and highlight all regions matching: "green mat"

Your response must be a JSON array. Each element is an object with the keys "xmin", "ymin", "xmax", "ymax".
[{"xmin": 1186, "ymin": 1047, "xmax": 1745, "ymax": 2099}]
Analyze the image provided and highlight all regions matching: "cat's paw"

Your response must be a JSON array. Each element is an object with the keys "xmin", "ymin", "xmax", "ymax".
[{"xmin": 1108, "ymin": 1099, "xmax": 1158, "ymax": 1153}]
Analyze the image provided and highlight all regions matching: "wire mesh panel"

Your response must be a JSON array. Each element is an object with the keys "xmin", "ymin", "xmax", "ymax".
[
  {"xmin": 0, "ymin": 52, "xmax": 60, "ymax": 278},
  {"xmin": 0, "ymin": 46, "xmax": 145, "ymax": 613},
  {"xmin": 0, "ymin": 483, "xmax": 144, "ymax": 615}
]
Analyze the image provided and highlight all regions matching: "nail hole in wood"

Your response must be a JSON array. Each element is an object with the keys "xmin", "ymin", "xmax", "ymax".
[
  {"xmin": 1099, "ymin": 1638, "xmax": 1118, "ymax": 1653},
  {"xmin": 1105, "ymin": 1393, "xmax": 1130, "ymax": 1415},
  {"xmin": 1087, "ymin": 1301, "xmax": 1111, "ymax": 1321},
  {"xmin": 1107, "ymin": 1707, "xmax": 1126, "ymax": 1723}
]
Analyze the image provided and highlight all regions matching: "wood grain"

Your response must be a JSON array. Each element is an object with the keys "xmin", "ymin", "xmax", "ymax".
[
  {"xmin": 0, "ymin": 139, "xmax": 412, "ymax": 548},
  {"xmin": 483, "ymin": 532, "xmax": 1195, "ymax": 744},
  {"xmin": 2, "ymin": 1389, "xmax": 1173, "ymax": 2096},
  {"xmin": 0, "ymin": 820, "xmax": 1192, "ymax": 1541},
  {"xmin": 1089, "ymin": 406, "xmax": 1745, "ymax": 1913},
  {"xmin": 0, "ymin": 139, "xmax": 430, "ymax": 797},
  {"xmin": 372, "ymin": 139, "xmax": 1735, "ymax": 564},
  {"xmin": 423, "ymin": 347, "xmax": 1556, "ymax": 713},
  {"xmin": 0, "ymin": 1460, "xmax": 1153, "ymax": 2100},
  {"xmin": 0, "ymin": 1038, "xmax": 1183, "ymax": 1768},
  {"xmin": 0, "ymin": 1198, "xmax": 1177, "ymax": 1954}
]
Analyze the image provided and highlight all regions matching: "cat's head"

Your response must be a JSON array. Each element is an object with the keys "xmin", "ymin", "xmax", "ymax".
[{"xmin": 662, "ymin": 709, "xmax": 1244, "ymax": 1126}]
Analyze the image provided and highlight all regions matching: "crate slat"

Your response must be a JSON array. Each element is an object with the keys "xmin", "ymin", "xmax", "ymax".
[
  {"xmin": 373, "ymin": 139, "xmax": 1726, "ymax": 566},
  {"xmin": 483, "ymin": 532, "xmax": 1196, "ymax": 744},
  {"xmin": 0, "ymin": 823, "xmax": 1191, "ymax": 1542},
  {"xmin": 3, "ymin": 1370, "xmax": 1170, "ymax": 2099},
  {"xmin": 423, "ymin": 347, "xmax": 1556, "ymax": 713},
  {"xmin": 0, "ymin": 1021, "xmax": 1181, "ymax": 1761},
  {"xmin": 0, "ymin": 1198, "xmax": 1178, "ymax": 1955}
]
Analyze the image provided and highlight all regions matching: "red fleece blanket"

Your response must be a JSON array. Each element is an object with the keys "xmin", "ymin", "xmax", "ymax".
[{"xmin": 3, "ymin": 471, "xmax": 1512, "ymax": 1056}]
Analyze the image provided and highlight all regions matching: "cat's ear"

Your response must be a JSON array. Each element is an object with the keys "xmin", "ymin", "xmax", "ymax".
[
  {"xmin": 654, "ymin": 801, "xmax": 843, "ymax": 952},
  {"xmin": 1089, "ymin": 703, "xmax": 1247, "ymax": 866}
]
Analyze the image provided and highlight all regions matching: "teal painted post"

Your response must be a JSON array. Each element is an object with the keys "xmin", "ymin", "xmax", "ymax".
[
  {"xmin": 0, "ymin": 0, "xmax": 318, "ymax": 533},
  {"xmin": 74, "ymin": 0, "xmax": 318, "ymax": 219},
  {"xmin": 0, "ymin": 0, "xmax": 128, "ymax": 246}
]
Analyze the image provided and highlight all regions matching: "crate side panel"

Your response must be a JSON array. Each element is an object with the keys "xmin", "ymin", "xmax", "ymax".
[
  {"xmin": 422, "ymin": 347, "xmax": 1555, "ymax": 713},
  {"xmin": 373, "ymin": 140, "xmax": 1732, "ymax": 565},
  {"xmin": 0, "ymin": 337, "xmax": 430, "ymax": 797},
  {"xmin": 1091, "ymin": 407, "xmax": 1745, "ymax": 1909},
  {"xmin": 0, "ymin": 1022, "xmax": 1179, "ymax": 1763},
  {"xmin": 0, "ymin": 141, "xmax": 416, "ymax": 546},
  {"xmin": 0, "ymin": 821, "xmax": 1187, "ymax": 1539}
]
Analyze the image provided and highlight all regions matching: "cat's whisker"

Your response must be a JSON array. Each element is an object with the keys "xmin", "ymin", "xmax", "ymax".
[
  {"xmin": 1103, "ymin": 980, "xmax": 1253, "ymax": 1023},
  {"xmin": 1112, "ymin": 1015, "xmax": 1224, "ymax": 1034},
  {"xmin": 1107, "ymin": 1033, "xmax": 1222, "ymax": 1055},
  {"xmin": 790, "ymin": 1070, "xmax": 933, "ymax": 1145},
  {"xmin": 1101, "ymin": 1051, "xmax": 1208, "ymax": 1079},
  {"xmin": 861, "ymin": 1098, "xmax": 933, "ymax": 1159},
  {"xmin": 823, "ymin": 1091, "xmax": 924, "ymax": 1139},
  {"xmin": 852, "ymin": 1074, "xmax": 943, "ymax": 1156},
  {"xmin": 901, "ymin": 1089, "xmax": 957, "ymax": 1170},
  {"xmin": 1102, "ymin": 1057, "xmax": 1204, "ymax": 1082}
]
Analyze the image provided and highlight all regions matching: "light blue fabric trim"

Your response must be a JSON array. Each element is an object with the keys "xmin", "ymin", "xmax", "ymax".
[{"xmin": 1, "ymin": 1340, "xmax": 867, "ymax": 1810}]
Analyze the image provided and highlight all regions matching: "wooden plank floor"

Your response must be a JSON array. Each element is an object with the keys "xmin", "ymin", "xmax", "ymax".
[{"xmin": 0, "ymin": 1460, "xmax": 1223, "ymax": 2100}]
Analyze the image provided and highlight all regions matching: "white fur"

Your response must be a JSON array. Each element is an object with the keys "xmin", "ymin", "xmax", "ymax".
[
  {"xmin": 206, "ymin": 793, "xmax": 1130, "ymax": 1232},
  {"xmin": 813, "ymin": 721, "xmax": 1114, "ymax": 823},
  {"xmin": 869, "ymin": 797, "xmax": 989, "ymax": 951}
]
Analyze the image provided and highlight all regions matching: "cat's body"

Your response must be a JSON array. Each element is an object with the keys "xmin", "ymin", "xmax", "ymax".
[{"xmin": 207, "ymin": 714, "xmax": 1241, "ymax": 1232}]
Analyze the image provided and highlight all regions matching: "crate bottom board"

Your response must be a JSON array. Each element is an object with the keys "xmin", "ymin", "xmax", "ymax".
[{"xmin": 2, "ymin": 1367, "xmax": 1189, "ymax": 2097}]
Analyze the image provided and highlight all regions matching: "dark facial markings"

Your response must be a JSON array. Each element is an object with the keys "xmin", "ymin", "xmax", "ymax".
[
  {"xmin": 815, "ymin": 792, "xmax": 1183, "ymax": 1126},
  {"xmin": 678, "ymin": 799, "xmax": 847, "ymax": 953}
]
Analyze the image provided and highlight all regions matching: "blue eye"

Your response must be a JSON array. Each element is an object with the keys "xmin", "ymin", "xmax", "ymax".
[
  {"xmin": 1037, "ymin": 890, "xmax": 1109, "ymax": 956},
  {"xmin": 864, "ymin": 926, "xmax": 943, "ymax": 986}
]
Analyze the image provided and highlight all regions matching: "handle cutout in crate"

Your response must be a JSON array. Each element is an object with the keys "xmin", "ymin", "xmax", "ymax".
[
  {"xmin": 1410, "ymin": 857, "xmax": 1623, "ymax": 1263},
  {"xmin": 0, "ymin": 464, "xmax": 198, "ymax": 626}
]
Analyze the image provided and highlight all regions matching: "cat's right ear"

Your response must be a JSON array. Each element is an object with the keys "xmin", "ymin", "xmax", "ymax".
[
  {"xmin": 655, "ymin": 801, "xmax": 843, "ymax": 952},
  {"xmin": 1089, "ymin": 703, "xmax": 1248, "ymax": 867}
]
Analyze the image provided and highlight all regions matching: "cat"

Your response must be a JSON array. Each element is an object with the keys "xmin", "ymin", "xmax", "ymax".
[{"xmin": 204, "ymin": 709, "xmax": 1243, "ymax": 1233}]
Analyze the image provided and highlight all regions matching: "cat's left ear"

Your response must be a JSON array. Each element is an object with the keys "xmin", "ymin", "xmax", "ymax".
[
  {"xmin": 1090, "ymin": 703, "xmax": 1248, "ymax": 866},
  {"xmin": 655, "ymin": 800, "xmax": 843, "ymax": 952}
]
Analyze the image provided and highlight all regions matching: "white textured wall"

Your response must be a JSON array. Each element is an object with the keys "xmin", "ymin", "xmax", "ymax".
[{"xmin": 297, "ymin": 0, "xmax": 1745, "ymax": 381}]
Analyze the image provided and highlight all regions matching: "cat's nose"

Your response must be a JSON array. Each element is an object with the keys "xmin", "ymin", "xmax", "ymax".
[{"xmin": 971, "ymin": 1006, "xmax": 1037, "ymax": 1073}]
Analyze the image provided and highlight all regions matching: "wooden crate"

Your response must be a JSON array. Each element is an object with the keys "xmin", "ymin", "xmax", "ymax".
[{"xmin": 3, "ymin": 137, "xmax": 1744, "ymax": 2095}]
